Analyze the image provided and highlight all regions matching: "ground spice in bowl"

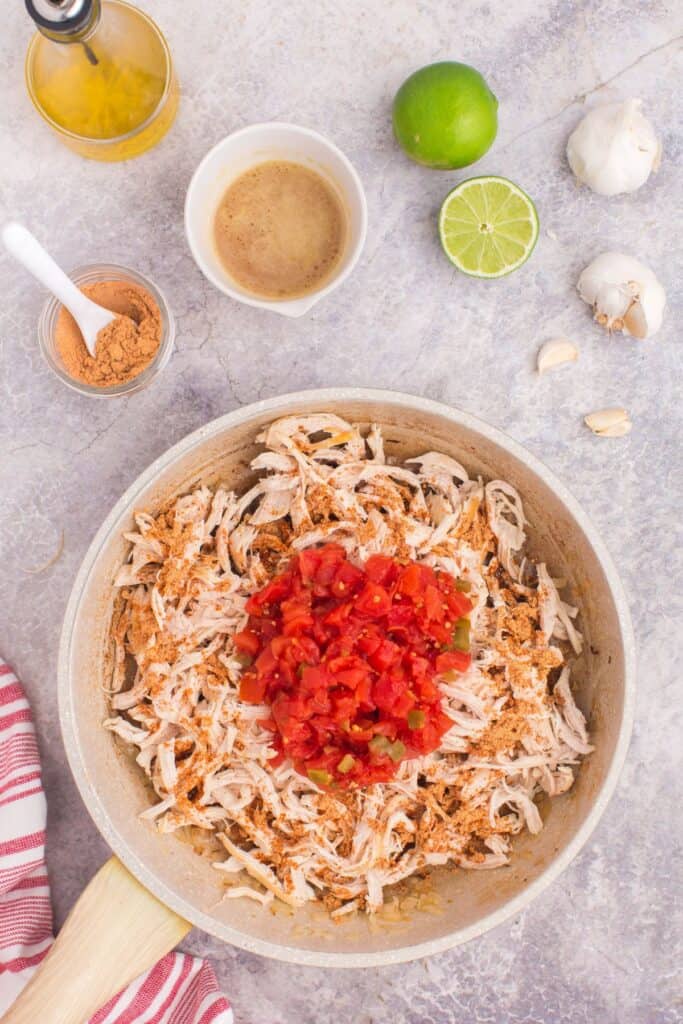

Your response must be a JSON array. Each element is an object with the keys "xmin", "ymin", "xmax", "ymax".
[{"xmin": 55, "ymin": 279, "xmax": 162, "ymax": 388}]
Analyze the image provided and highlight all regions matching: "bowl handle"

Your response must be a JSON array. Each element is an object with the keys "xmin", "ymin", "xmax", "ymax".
[{"xmin": 1, "ymin": 856, "xmax": 191, "ymax": 1024}]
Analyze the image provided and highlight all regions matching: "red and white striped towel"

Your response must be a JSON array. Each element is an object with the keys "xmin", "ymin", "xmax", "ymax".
[{"xmin": 0, "ymin": 658, "xmax": 232, "ymax": 1023}]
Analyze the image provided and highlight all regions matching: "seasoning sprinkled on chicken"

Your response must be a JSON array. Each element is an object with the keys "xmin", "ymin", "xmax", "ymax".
[{"xmin": 107, "ymin": 415, "xmax": 591, "ymax": 914}]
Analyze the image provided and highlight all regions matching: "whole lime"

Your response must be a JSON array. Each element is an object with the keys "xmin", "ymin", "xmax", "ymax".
[{"xmin": 392, "ymin": 61, "xmax": 498, "ymax": 169}]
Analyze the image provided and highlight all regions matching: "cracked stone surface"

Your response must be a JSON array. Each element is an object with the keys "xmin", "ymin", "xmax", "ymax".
[{"xmin": 1, "ymin": 2, "xmax": 681, "ymax": 1021}]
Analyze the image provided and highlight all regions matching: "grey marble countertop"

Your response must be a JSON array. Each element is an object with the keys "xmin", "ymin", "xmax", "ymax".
[{"xmin": 1, "ymin": 2, "xmax": 681, "ymax": 1021}]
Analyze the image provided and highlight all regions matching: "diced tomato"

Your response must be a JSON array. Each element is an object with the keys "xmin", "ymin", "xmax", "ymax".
[
  {"xmin": 311, "ymin": 618, "xmax": 330, "ymax": 646},
  {"xmin": 298, "ymin": 548, "xmax": 321, "ymax": 583},
  {"xmin": 233, "ymin": 629, "xmax": 260, "ymax": 655},
  {"xmin": 299, "ymin": 665, "xmax": 328, "ymax": 692},
  {"xmin": 314, "ymin": 543, "xmax": 345, "ymax": 587},
  {"xmin": 412, "ymin": 721, "xmax": 439, "ymax": 753},
  {"xmin": 239, "ymin": 674, "xmax": 267, "ymax": 703},
  {"xmin": 368, "ymin": 638, "xmax": 400, "ymax": 672},
  {"xmin": 333, "ymin": 693, "xmax": 358, "ymax": 719},
  {"xmin": 364, "ymin": 554, "xmax": 396, "ymax": 585},
  {"xmin": 323, "ymin": 602, "xmax": 352, "ymax": 629},
  {"xmin": 288, "ymin": 739, "xmax": 317, "ymax": 761},
  {"xmin": 273, "ymin": 694, "xmax": 311, "ymax": 727},
  {"xmin": 424, "ymin": 622, "xmax": 452, "ymax": 647},
  {"xmin": 333, "ymin": 667, "xmax": 367, "ymax": 689},
  {"xmin": 331, "ymin": 559, "xmax": 364, "ymax": 597},
  {"xmin": 371, "ymin": 718, "xmax": 397, "ymax": 738},
  {"xmin": 270, "ymin": 635, "xmax": 290, "ymax": 659},
  {"xmin": 354, "ymin": 675, "xmax": 373, "ymax": 707},
  {"xmin": 372, "ymin": 673, "xmax": 406, "ymax": 711},
  {"xmin": 326, "ymin": 653, "xmax": 363, "ymax": 672},
  {"xmin": 363, "ymin": 761, "xmax": 396, "ymax": 784},
  {"xmin": 284, "ymin": 636, "xmax": 319, "ymax": 666},
  {"xmin": 281, "ymin": 720, "xmax": 314, "ymax": 746},
  {"xmin": 435, "ymin": 709, "xmax": 454, "ymax": 734},
  {"xmin": 282, "ymin": 615, "xmax": 315, "ymax": 637},
  {"xmin": 408, "ymin": 655, "xmax": 431, "ymax": 682},
  {"xmin": 446, "ymin": 591, "xmax": 473, "ymax": 619},
  {"xmin": 416, "ymin": 676, "xmax": 439, "ymax": 701},
  {"xmin": 309, "ymin": 689, "xmax": 332, "ymax": 715},
  {"xmin": 397, "ymin": 562, "xmax": 422, "ymax": 596},
  {"xmin": 255, "ymin": 644, "xmax": 277, "ymax": 675},
  {"xmin": 354, "ymin": 582, "xmax": 392, "ymax": 618},
  {"xmin": 237, "ymin": 543, "xmax": 472, "ymax": 788},
  {"xmin": 357, "ymin": 628, "xmax": 382, "ymax": 656},
  {"xmin": 386, "ymin": 604, "xmax": 414, "ymax": 629},
  {"xmin": 424, "ymin": 584, "xmax": 445, "ymax": 622},
  {"xmin": 435, "ymin": 650, "xmax": 472, "ymax": 674},
  {"xmin": 245, "ymin": 574, "xmax": 291, "ymax": 613}
]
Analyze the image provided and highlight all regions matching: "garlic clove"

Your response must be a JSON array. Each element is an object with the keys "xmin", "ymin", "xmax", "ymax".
[
  {"xmin": 598, "ymin": 420, "xmax": 633, "ymax": 438},
  {"xmin": 634, "ymin": 275, "xmax": 667, "ymax": 339},
  {"xmin": 584, "ymin": 408, "xmax": 632, "ymax": 437},
  {"xmin": 537, "ymin": 338, "xmax": 579, "ymax": 374},
  {"xmin": 622, "ymin": 300, "xmax": 649, "ymax": 340},
  {"xmin": 577, "ymin": 252, "xmax": 666, "ymax": 339}
]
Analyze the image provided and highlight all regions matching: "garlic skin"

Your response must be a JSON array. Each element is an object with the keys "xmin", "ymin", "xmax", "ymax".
[
  {"xmin": 537, "ymin": 338, "xmax": 579, "ymax": 374},
  {"xmin": 584, "ymin": 408, "xmax": 632, "ymax": 438},
  {"xmin": 567, "ymin": 99, "xmax": 661, "ymax": 196},
  {"xmin": 577, "ymin": 252, "xmax": 666, "ymax": 339}
]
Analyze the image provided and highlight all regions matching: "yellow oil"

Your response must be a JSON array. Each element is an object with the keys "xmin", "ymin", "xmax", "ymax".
[{"xmin": 26, "ymin": 0, "xmax": 178, "ymax": 161}]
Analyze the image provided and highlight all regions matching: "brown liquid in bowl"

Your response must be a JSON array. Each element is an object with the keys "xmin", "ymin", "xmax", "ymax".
[{"xmin": 213, "ymin": 160, "xmax": 346, "ymax": 299}]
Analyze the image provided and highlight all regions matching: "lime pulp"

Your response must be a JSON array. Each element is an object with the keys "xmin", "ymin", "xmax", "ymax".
[{"xmin": 438, "ymin": 176, "xmax": 539, "ymax": 278}]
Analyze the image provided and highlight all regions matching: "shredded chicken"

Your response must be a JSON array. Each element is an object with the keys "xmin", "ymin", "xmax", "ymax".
[{"xmin": 107, "ymin": 415, "xmax": 592, "ymax": 914}]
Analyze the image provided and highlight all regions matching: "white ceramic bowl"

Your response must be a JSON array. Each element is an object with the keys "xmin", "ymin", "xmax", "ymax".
[
  {"xmin": 184, "ymin": 123, "xmax": 368, "ymax": 317},
  {"xmin": 60, "ymin": 389, "xmax": 635, "ymax": 967}
]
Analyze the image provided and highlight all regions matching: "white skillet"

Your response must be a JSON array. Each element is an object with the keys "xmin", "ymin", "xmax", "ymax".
[{"xmin": 4, "ymin": 390, "xmax": 636, "ymax": 1023}]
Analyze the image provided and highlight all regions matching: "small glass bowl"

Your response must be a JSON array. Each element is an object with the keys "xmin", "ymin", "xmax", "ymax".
[{"xmin": 38, "ymin": 263, "xmax": 175, "ymax": 398}]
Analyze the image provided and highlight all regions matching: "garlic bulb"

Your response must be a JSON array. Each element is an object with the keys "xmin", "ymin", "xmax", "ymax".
[
  {"xmin": 577, "ymin": 252, "xmax": 666, "ymax": 339},
  {"xmin": 566, "ymin": 99, "xmax": 661, "ymax": 196}
]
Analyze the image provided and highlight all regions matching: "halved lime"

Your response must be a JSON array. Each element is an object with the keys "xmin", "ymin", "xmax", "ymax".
[{"xmin": 438, "ymin": 176, "xmax": 539, "ymax": 278}]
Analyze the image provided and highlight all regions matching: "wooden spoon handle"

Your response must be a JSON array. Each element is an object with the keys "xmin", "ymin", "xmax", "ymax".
[{"xmin": 1, "ymin": 856, "xmax": 191, "ymax": 1024}]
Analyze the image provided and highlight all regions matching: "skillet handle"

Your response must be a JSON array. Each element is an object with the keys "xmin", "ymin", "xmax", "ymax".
[{"xmin": 1, "ymin": 856, "xmax": 191, "ymax": 1024}]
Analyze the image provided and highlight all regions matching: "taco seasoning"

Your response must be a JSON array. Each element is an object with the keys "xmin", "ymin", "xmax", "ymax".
[{"xmin": 55, "ymin": 279, "xmax": 162, "ymax": 387}]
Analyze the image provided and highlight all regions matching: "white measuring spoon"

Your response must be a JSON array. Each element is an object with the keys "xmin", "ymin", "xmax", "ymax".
[{"xmin": 2, "ymin": 222, "xmax": 116, "ymax": 357}]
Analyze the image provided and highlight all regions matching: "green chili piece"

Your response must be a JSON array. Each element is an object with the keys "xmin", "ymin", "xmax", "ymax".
[
  {"xmin": 337, "ymin": 754, "xmax": 355, "ymax": 774},
  {"xmin": 388, "ymin": 740, "xmax": 406, "ymax": 762},
  {"xmin": 407, "ymin": 709, "xmax": 426, "ymax": 730},
  {"xmin": 452, "ymin": 618, "xmax": 470, "ymax": 652},
  {"xmin": 369, "ymin": 735, "xmax": 391, "ymax": 755},
  {"xmin": 308, "ymin": 768, "xmax": 332, "ymax": 786}
]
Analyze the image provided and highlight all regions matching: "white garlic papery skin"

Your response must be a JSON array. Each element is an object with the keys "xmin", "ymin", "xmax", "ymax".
[
  {"xmin": 566, "ymin": 99, "xmax": 661, "ymax": 196},
  {"xmin": 577, "ymin": 252, "xmax": 666, "ymax": 339}
]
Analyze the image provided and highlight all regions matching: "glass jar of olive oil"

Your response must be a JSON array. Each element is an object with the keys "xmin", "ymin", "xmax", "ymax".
[{"xmin": 25, "ymin": 0, "xmax": 179, "ymax": 161}]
